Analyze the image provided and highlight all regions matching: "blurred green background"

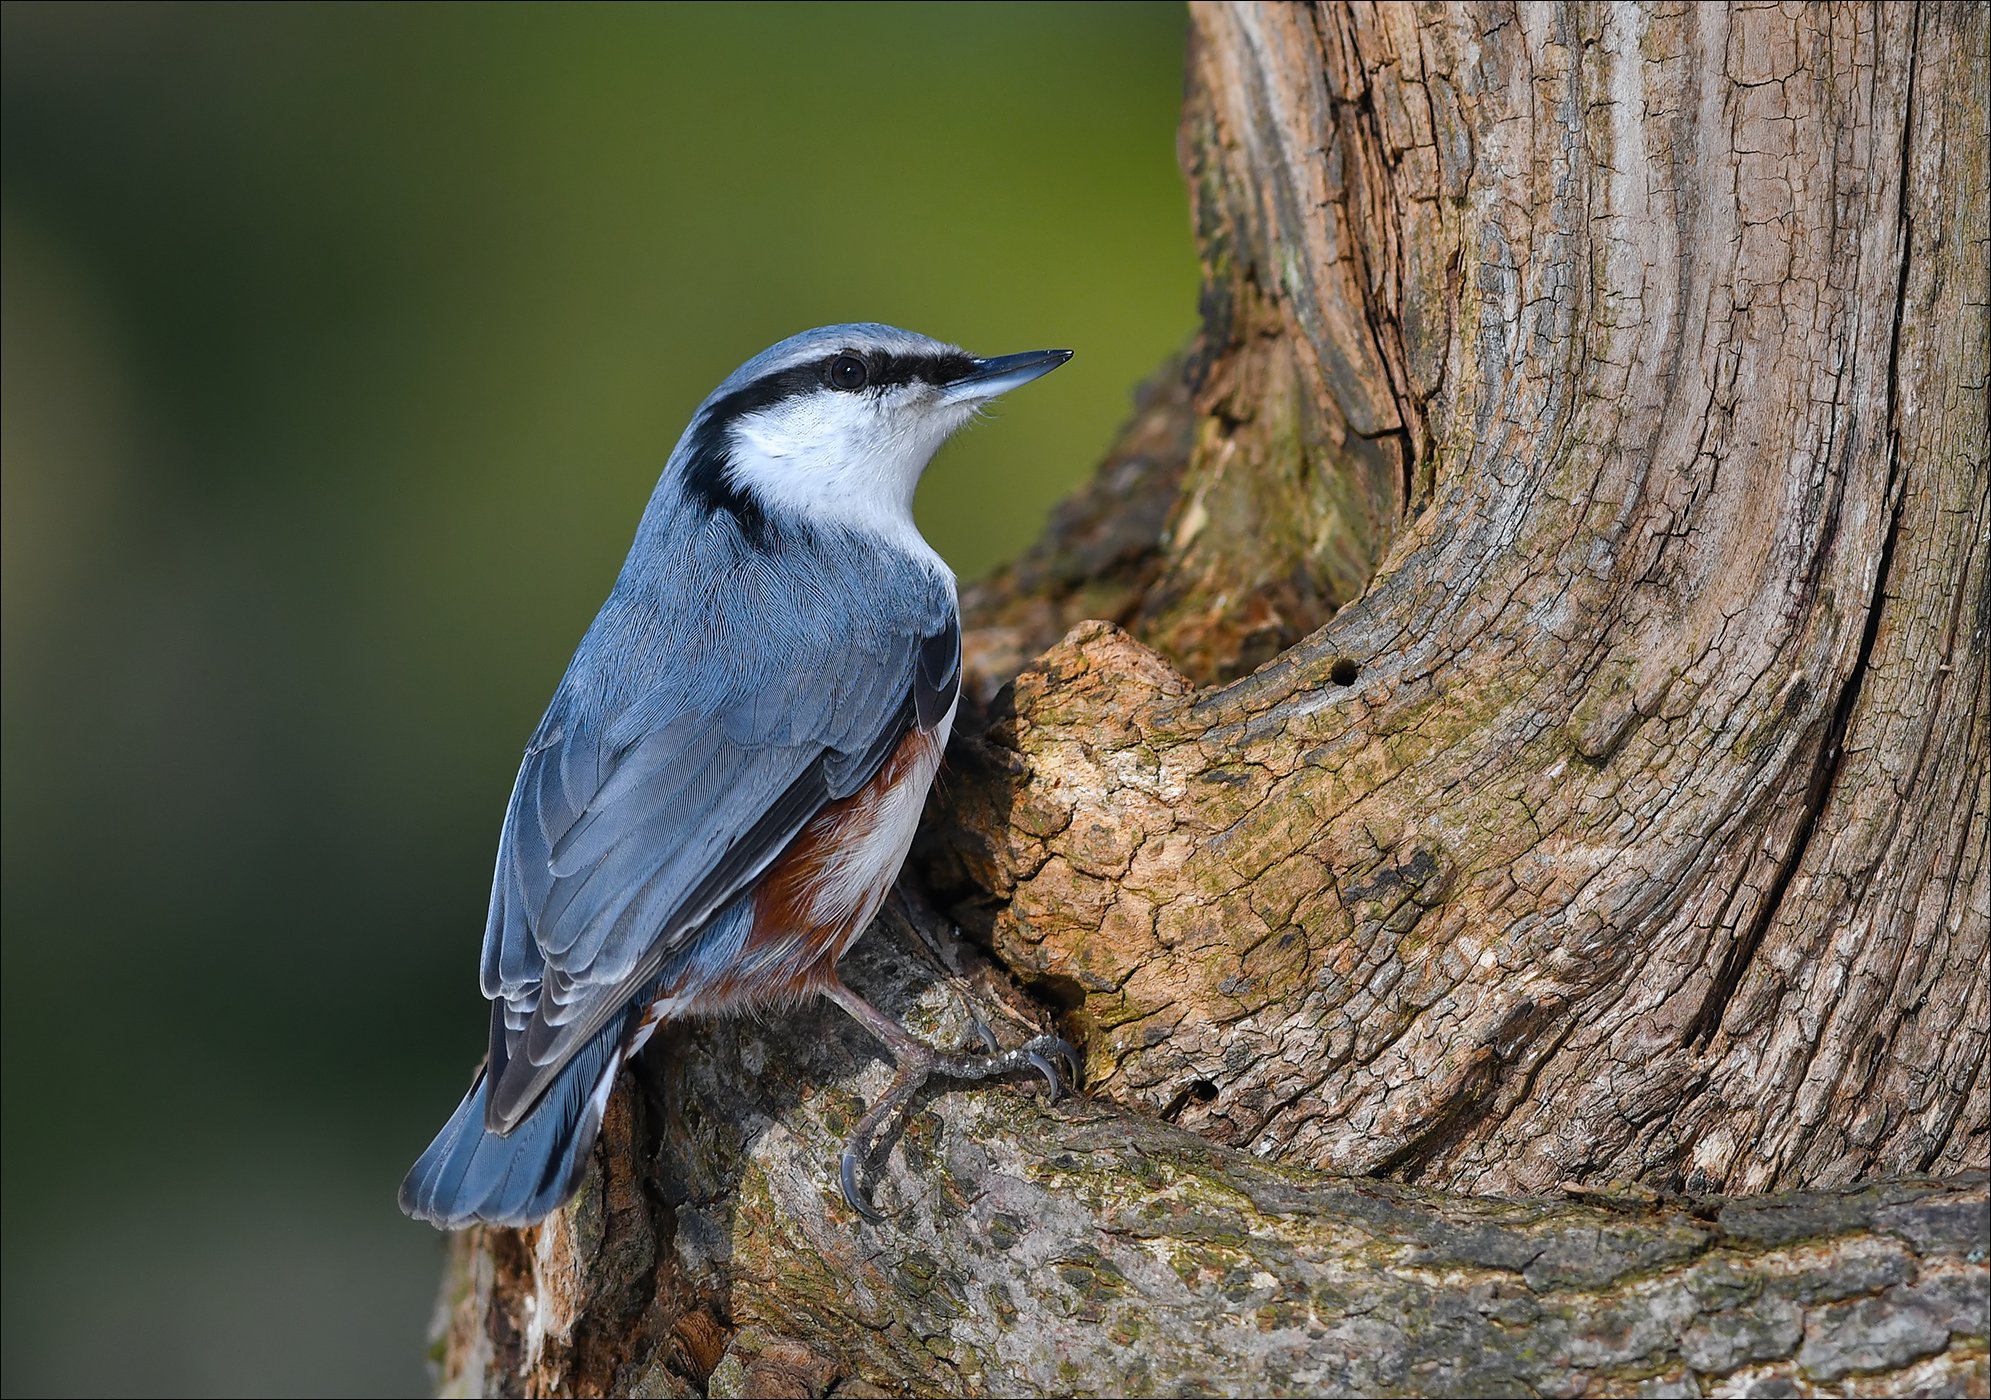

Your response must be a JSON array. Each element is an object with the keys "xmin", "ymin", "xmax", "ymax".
[{"xmin": 0, "ymin": 4, "xmax": 1194, "ymax": 1394}]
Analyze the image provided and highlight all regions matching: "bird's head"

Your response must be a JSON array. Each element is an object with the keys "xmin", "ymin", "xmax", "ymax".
[{"xmin": 674, "ymin": 323, "xmax": 1071, "ymax": 548}]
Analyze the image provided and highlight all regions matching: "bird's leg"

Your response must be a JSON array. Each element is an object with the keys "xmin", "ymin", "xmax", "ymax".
[
  {"xmin": 821, "ymin": 978, "xmax": 1081, "ymax": 1221},
  {"xmin": 884, "ymin": 891, "xmax": 1013, "ymax": 1054}
]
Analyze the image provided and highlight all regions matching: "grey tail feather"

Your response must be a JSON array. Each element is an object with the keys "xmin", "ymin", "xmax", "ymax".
[{"xmin": 399, "ymin": 1020, "xmax": 625, "ymax": 1230}]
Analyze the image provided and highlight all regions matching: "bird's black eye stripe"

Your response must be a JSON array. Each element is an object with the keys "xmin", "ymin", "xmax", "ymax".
[
  {"xmin": 874, "ymin": 350, "xmax": 977, "ymax": 389},
  {"xmin": 818, "ymin": 349, "xmax": 979, "ymax": 394},
  {"xmin": 826, "ymin": 353, "xmax": 869, "ymax": 391},
  {"xmin": 700, "ymin": 349, "xmax": 984, "ymax": 434}
]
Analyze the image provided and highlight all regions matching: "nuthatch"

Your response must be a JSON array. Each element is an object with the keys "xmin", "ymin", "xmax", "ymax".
[{"xmin": 400, "ymin": 324, "xmax": 1075, "ymax": 1228}]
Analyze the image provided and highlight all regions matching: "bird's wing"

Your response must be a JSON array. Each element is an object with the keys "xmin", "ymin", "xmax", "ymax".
[{"xmin": 476, "ymin": 554, "xmax": 960, "ymax": 1133}]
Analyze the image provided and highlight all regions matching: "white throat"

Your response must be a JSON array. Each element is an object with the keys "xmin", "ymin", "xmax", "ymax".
[{"xmin": 723, "ymin": 391, "xmax": 975, "ymax": 573}]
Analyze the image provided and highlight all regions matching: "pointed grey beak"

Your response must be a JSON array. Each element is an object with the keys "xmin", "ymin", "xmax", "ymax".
[{"xmin": 939, "ymin": 348, "xmax": 1074, "ymax": 405}]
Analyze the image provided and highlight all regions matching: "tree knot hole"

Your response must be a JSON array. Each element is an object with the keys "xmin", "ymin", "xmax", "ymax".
[
  {"xmin": 1027, "ymin": 972, "xmax": 1087, "ymax": 1018},
  {"xmin": 1329, "ymin": 657, "xmax": 1361, "ymax": 686},
  {"xmin": 1025, "ymin": 972, "xmax": 1090, "ymax": 1047},
  {"xmin": 1160, "ymin": 1078, "xmax": 1220, "ymax": 1122}
]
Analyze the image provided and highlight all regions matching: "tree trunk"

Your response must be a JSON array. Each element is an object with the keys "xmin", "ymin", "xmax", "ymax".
[{"xmin": 429, "ymin": 4, "xmax": 1989, "ymax": 1395}]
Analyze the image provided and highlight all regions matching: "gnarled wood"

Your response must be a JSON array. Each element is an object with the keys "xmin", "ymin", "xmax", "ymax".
[
  {"xmin": 430, "ymin": 4, "xmax": 1989, "ymax": 1395},
  {"xmin": 956, "ymin": 0, "xmax": 1987, "ymax": 1198}
]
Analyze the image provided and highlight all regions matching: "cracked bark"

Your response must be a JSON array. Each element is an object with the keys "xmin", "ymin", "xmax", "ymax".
[{"xmin": 429, "ymin": 4, "xmax": 1989, "ymax": 1396}]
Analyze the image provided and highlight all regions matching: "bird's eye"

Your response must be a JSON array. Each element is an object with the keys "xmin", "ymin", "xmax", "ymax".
[{"xmin": 826, "ymin": 353, "xmax": 869, "ymax": 391}]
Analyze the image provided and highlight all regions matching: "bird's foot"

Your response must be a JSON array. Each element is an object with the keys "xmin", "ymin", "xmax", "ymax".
[{"xmin": 822, "ymin": 981, "xmax": 1080, "ymax": 1221}]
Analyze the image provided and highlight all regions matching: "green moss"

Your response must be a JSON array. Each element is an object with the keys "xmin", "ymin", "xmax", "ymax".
[
  {"xmin": 985, "ymin": 1213, "xmax": 1024, "ymax": 1251},
  {"xmin": 1054, "ymin": 1246, "xmax": 1134, "ymax": 1303},
  {"xmin": 897, "ymin": 1251, "xmax": 940, "ymax": 1286},
  {"xmin": 984, "ymin": 1282, "xmax": 1019, "ymax": 1328}
]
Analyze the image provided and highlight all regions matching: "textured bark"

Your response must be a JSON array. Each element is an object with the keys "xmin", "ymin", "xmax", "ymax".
[
  {"xmin": 429, "ymin": 915, "xmax": 1990, "ymax": 1400},
  {"xmin": 962, "ymin": 0, "xmax": 1989, "ymax": 1200},
  {"xmin": 430, "ymin": 4, "xmax": 1989, "ymax": 1395}
]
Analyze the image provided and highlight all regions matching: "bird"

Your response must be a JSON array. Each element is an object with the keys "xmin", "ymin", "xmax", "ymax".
[{"xmin": 399, "ymin": 323, "xmax": 1077, "ymax": 1229}]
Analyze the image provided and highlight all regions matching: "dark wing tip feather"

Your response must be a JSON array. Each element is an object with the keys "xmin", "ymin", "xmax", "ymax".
[{"xmin": 915, "ymin": 614, "xmax": 961, "ymax": 732}]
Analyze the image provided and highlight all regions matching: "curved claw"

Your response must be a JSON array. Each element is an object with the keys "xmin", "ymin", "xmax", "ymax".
[
  {"xmin": 1018, "ymin": 1035, "xmax": 1082, "ymax": 1095},
  {"xmin": 818, "ymin": 979, "xmax": 1088, "ymax": 1222},
  {"xmin": 1025, "ymin": 1050, "xmax": 1064, "ymax": 1102},
  {"xmin": 839, "ymin": 1145, "xmax": 886, "ymax": 1223}
]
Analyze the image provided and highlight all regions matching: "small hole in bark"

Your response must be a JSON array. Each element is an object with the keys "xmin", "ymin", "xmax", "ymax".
[
  {"xmin": 1026, "ymin": 973, "xmax": 1087, "ymax": 1017},
  {"xmin": 1330, "ymin": 657, "xmax": 1361, "ymax": 686},
  {"xmin": 1160, "ymin": 1078, "xmax": 1220, "ymax": 1122}
]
